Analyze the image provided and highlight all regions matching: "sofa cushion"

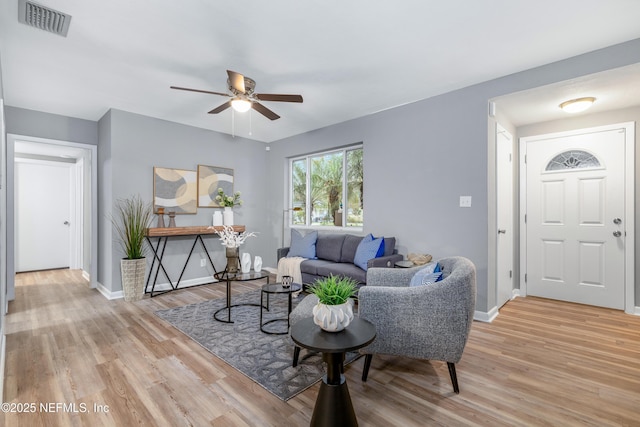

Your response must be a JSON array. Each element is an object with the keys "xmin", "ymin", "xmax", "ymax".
[
  {"xmin": 287, "ymin": 229, "xmax": 317, "ymax": 259},
  {"xmin": 315, "ymin": 233, "xmax": 346, "ymax": 262},
  {"xmin": 354, "ymin": 234, "xmax": 385, "ymax": 271},
  {"xmin": 340, "ymin": 234, "xmax": 364, "ymax": 263},
  {"xmin": 316, "ymin": 262, "xmax": 367, "ymax": 284},
  {"xmin": 300, "ymin": 259, "xmax": 336, "ymax": 275}
]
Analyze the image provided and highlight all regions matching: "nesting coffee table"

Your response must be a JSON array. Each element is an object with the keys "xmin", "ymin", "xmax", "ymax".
[
  {"xmin": 213, "ymin": 270, "xmax": 270, "ymax": 323},
  {"xmin": 259, "ymin": 282, "xmax": 302, "ymax": 334}
]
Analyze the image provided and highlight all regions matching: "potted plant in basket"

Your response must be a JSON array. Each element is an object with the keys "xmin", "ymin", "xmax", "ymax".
[
  {"xmin": 110, "ymin": 195, "xmax": 153, "ymax": 302},
  {"xmin": 309, "ymin": 275, "xmax": 358, "ymax": 332}
]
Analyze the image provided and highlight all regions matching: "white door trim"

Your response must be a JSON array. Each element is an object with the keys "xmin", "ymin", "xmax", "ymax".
[
  {"xmin": 519, "ymin": 122, "xmax": 635, "ymax": 314},
  {"xmin": 6, "ymin": 134, "xmax": 98, "ymax": 300}
]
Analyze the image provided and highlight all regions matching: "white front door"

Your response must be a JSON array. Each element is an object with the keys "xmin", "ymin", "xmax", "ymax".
[
  {"xmin": 15, "ymin": 159, "xmax": 72, "ymax": 272},
  {"xmin": 496, "ymin": 124, "xmax": 514, "ymax": 308},
  {"xmin": 524, "ymin": 128, "xmax": 626, "ymax": 309}
]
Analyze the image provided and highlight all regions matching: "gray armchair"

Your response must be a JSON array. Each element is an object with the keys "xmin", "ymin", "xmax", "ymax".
[{"xmin": 358, "ymin": 256, "xmax": 476, "ymax": 393}]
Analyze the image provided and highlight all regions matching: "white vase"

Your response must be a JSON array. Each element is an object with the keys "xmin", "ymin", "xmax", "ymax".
[
  {"xmin": 254, "ymin": 256, "xmax": 262, "ymax": 272},
  {"xmin": 312, "ymin": 300, "xmax": 354, "ymax": 332},
  {"xmin": 223, "ymin": 207, "xmax": 234, "ymax": 225},
  {"xmin": 120, "ymin": 258, "xmax": 147, "ymax": 302},
  {"xmin": 241, "ymin": 252, "xmax": 251, "ymax": 273},
  {"xmin": 212, "ymin": 211, "xmax": 223, "ymax": 226}
]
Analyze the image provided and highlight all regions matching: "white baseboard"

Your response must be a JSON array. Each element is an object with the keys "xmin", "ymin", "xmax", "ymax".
[
  {"xmin": 474, "ymin": 306, "xmax": 498, "ymax": 323},
  {"xmin": 82, "ymin": 270, "xmax": 90, "ymax": 282},
  {"xmin": 96, "ymin": 275, "xmax": 220, "ymax": 300}
]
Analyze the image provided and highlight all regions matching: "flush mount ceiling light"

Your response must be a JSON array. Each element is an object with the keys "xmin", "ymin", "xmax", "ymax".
[
  {"xmin": 231, "ymin": 98, "xmax": 252, "ymax": 113},
  {"xmin": 559, "ymin": 97, "xmax": 596, "ymax": 113}
]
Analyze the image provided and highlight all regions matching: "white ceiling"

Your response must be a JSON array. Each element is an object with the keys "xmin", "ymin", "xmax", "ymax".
[{"xmin": 2, "ymin": 0, "xmax": 640, "ymax": 143}]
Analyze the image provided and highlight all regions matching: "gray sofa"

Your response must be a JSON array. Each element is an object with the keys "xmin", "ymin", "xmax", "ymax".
[{"xmin": 277, "ymin": 233, "xmax": 402, "ymax": 286}]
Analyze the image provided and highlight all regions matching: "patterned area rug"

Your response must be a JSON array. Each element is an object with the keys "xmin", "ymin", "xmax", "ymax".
[{"xmin": 154, "ymin": 289, "xmax": 360, "ymax": 400}]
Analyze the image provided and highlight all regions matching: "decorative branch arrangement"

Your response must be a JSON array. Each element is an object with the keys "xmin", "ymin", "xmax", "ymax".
[{"xmin": 212, "ymin": 224, "xmax": 257, "ymax": 248}]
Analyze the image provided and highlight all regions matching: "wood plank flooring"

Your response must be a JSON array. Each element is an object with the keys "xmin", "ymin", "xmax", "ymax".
[{"xmin": 2, "ymin": 269, "xmax": 639, "ymax": 426}]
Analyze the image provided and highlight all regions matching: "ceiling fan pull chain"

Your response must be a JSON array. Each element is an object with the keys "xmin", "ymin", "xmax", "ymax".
[
  {"xmin": 249, "ymin": 109, "xmax": 252, "ymax": 136},
  {"xmin": 231, "ymin": 108, "xmax": 235, "ymax": 138}
]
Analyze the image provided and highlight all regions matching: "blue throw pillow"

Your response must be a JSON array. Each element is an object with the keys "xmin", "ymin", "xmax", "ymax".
[
  {"xmin": 409, "ymin": 262, "xmax": 443, "ymax": 287},
  {"xmin": 353, "ymin": 234, "xmax": 384, "ymax": 271},
  {"xmin": 287, "ymin": 229, "xmax": 318, "ymax": 259}
]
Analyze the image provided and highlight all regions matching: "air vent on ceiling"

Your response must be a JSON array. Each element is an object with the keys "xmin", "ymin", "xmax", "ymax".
[{"xmin": 18, "ymin": 0, "xmax": 71, "ymax": 37}]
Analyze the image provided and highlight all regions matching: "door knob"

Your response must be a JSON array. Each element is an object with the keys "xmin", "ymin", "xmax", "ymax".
[
  {"xmin": 613, "ymin": 231, "xmax": 622, "ymax": 237},
  {"xmin": 64, "ymin": 221, "xmax": 70, "ymax": 225},
  {"xmin": 613, "ymin": 218, "xmax": 622, "ymax": 224},
  {"xmin": 498, "ymin": 229, "xmax": 506, "ymax": 234}
]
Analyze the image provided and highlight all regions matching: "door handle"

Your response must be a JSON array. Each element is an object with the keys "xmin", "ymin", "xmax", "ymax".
[
  {"xmin": 613, "ymin": 218, "xmax": 622, "ymax": 225},
  {"xmin": 613, "ymin": 231, "xmax": 622, "ymax": 237},
  {"xmin": 498, "ymin": 229, "xmax": 506, "ymax": 234},
  {"xmin": 64, "ymin": 221, "xmax": 70, "ymax": 226}
]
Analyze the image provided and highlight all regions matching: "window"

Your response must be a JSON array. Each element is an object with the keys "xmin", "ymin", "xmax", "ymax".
[
  {"xmin": 545, "ymin": 150, "xmax": 600, "ymax": 171},
  {"xmin": 289, "ymin": 145, "xmax": 363, "ymax": 227}
]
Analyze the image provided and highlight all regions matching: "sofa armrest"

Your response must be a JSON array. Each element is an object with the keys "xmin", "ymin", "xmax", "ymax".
[
  {"xmin": 367, "ymin": 253, "xmax": 403, "ymax": 269},
  {"xmin": 277, "ymin": 247, "xmax": 290, "ymax": 261}
]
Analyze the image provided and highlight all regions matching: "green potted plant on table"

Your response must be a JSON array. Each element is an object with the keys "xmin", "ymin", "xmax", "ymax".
[
  {"xmin": 111, "ymin": 195, "xmax": 153, "ymax": 302},
  {"xmin": 309, "ymin": 275, "xmax": 358, "ymax": 332}
]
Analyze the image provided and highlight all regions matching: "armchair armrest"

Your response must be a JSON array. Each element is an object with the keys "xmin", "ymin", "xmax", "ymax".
[
  {"xmin": 366, "ymin": 265, "xmax": 422, "ymax": 287},
  {"xmin": 367, "ymin": 253, "xmax": 403, "ymax": 269},
  {"xmin": 277, "ymin": 247, "xmax": 290, "ymax": 261}
]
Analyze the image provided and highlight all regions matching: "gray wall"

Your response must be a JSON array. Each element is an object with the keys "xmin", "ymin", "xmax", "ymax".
[
  {"xmin": 5, "ymin": 107, "xmax": 98, "ymax": 145},
  {"xmin": 100, "ymin": 109, "xmax": 270, "ymax": 293},
  {"xmin": 265, "ymin": 38, "xmax": 640, "ymax": 314}
]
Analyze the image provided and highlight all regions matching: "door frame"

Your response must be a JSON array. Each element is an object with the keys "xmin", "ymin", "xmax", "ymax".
[
  {"xmin": 496, "ymin": 124, "xmax": 514, "ymax": 309},
  {"xmin": 6, "ymin": 134, "xmax": 98, "ymax": 300},
  {"xmin": 519, "ymin": 122, "xmax": 635, "ymax": 314}
]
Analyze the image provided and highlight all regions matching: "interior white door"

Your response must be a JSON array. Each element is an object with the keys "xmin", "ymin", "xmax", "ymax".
[
  {"xmin": 15, "ymin": 160, "xmax": 72, "ymax": 272},
  {"xmin": 496, "ymin": 125, "xmax": 514, "ymax": 308},
  {"xmin": 525, "ymin": 129, "xmax": 625, "ymax": 309}
]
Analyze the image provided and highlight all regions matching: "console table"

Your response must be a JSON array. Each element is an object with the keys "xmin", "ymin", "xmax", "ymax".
[{"xmin": 145, "ymin": 225, "xmax": 245, "ymax": 297}]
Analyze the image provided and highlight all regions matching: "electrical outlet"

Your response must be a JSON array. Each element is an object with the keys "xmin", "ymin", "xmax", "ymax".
[
  {"xmin": 200, "ymin": 259, "xmax": 206, "ymax": 267},
  {"xmin": 459, "ymin": 196, "xmax": 472, "ymax": 208}
]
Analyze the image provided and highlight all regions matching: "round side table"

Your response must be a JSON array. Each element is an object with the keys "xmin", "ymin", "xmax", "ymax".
[{"xmin": 259, "ymin": 282, "xmax": 302, "ymax": 334}]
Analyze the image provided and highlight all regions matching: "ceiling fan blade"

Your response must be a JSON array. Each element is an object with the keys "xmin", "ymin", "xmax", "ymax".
[
  {"xmin": 208, "ymin": 101, "xmax": 232, "ymax": 114},
  {"xmin": 227, "ymin": 70, "xmax": 246, "ymax": 94},
  {"xmin": 251, "ymin": 102, "xmax": 280, "ymax": 120},
  {"xmin": 170, "ymin": 86, "xmax": 230, "ymax": 97},
  {"xmin": 255, "ymin": 93, "xmax": 303, "ymax": 103}
]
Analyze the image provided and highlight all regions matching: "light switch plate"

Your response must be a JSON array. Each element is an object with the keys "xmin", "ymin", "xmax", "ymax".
[{"xmin": 459, "ymin": 196, "xmax": 472, "ymax": 208}]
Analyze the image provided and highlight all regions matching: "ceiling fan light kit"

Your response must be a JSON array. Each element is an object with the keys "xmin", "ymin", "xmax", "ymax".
[
  {"xmin": 231, "ymin": 99, "xmax": 252, "ymax": 112},
  {"xmin": 171, "ymin": 70, "xmax": 303, "ymax": 121},
  {"xmin": 559, "ymin": 97, "xmax": 596, "ymax": 113}
]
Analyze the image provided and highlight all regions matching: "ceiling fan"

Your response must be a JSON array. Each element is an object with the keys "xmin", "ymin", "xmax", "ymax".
[{"xmin": 170, "ymin": 70, "xmax": 303, "ymax": 121}]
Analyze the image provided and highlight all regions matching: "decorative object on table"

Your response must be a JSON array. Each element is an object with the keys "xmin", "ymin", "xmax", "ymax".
[
  {"xmin": 153, "ymin": 167, "xmax": 197, "ymax": 214},
  {"xmin": 408, "ymin": 253, "xmax": 432, "ymax": 265},
  {"xmin": 154, "ymin": 289, "xmax": 360, "ymax": 401},
  {"xmin": 225, "ymin": 247, "xmax": 240, "ymax": 273},
  {"xmin": 212, "ymin": 211, "xmax": 223, "ymax": 226},
  {"xmin": 214, "ymin": 225, "xmax": 257, "ymax": 274},
  {"xmin": 281, "ymin": 275, "xmax": 293, "ymax": 288},
  {"xmin": 156, "ymin": 207, "xmax": 165, "ymax": 228},
  {"xmin": 223, "ymin": 207, "xmax": 234, "ymax": 226},
  {"xmin": 241, "ymin": 252, "xmax": 252, "ymax": 273},
  {"xmin": 254, "ymin": 255, "xmax": 263, "ymax": 272},
  {"xmin": 215, "ymin": 187, "xmax": 242, "ymax": 226},
  {"xmin": 110, "ymin": 195, "xmax": 153, "ymax": 302},
  {"xmin": 309, "ymin": 275, "xmax": 358, "ymax": 332},
  {"xmin": 167, "ymin": 211, "xmax": 176, "ymax": 227},
  {"xmin": 197, "ymin": 164, "xmax": 234, "ymax": 207},
  {"xmin": 281, "ymin": 207, "xmax": 303, "ymax": 246}
]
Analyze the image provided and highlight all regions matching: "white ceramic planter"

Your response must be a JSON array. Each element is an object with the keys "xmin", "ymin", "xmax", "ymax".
[
  {"xmin": 312, "ymin": 299, "xmax": 354, "ymax": 332},
  {"xmin": 120, "ymin": 258, "xmax": 146, "ymax": 302}
]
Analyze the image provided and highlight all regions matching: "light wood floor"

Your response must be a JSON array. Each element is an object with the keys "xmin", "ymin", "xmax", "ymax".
[{"xmin": 2, "ymin": 269, "xmax": 640, "ymax": 426}]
